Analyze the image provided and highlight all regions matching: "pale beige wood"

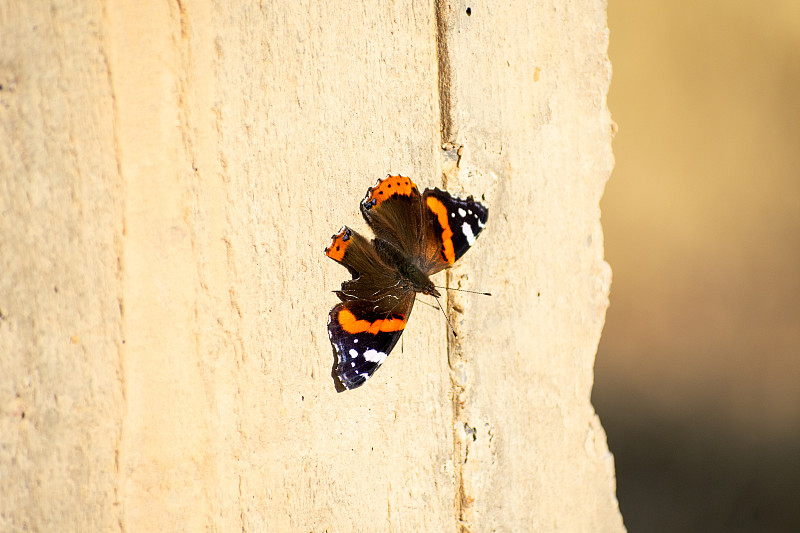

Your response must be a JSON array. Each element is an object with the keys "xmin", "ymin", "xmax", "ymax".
[
  {"xmin": 0, "ymin": 1, "xmax": 623, "ymax": 531},
  {"xmin": 0, "ymin": 3, "xmax": 124, "ymax": 532},
  {"xmin": 437, "ymin": 3, "xmax": 624, "ymax": 531}
]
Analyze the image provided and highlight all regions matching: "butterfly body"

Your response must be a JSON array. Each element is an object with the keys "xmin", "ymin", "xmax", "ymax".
[
  {"xmin": 371, "ymin": 237, "xmax": 440, "ymax": 297},
  {"xmin": 325, "ymin": 175, "xmax": 488, "ymax": 390}
]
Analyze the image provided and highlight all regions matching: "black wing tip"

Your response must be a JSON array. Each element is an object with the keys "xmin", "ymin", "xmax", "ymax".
[
  {"xmin": 330, "ymin": 343, "xmax": 355, "ymax": 392},
  {"xmin": 332, "ymin": 365, "xmax": 366, "ymax": 392},
  {"xmin": 332, "ymin": 370, "xmax": 349, "ymax": 392},
  {"xmin": 328, "ymin": 317, "xmax": 371, "ymax": 392}
]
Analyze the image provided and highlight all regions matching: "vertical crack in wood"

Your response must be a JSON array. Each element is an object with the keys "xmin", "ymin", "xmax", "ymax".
[
  {"xmin": 435, "ymin": 0, "xmax": 453, "ymax": 146},
  {"xmin": 435, "ymin": 3, "xmax": 470, "ymax": 530},
  {"xmin": 100, "ymin": 5, "xmax": 128, "ymax": 529}
]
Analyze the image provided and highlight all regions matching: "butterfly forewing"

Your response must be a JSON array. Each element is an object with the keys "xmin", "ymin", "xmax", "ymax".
[
  {"xmin": 420, "ymin": 188, "xmax": 489, "ymax": 275},
  {"xmin": 328, "ymin": 296, "xmax": 414, "ymax": 390}
]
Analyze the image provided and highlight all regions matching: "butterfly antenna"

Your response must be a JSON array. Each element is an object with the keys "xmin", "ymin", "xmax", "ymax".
[
  {"xmin": 417, "ymin": 299, "xmax": 439, "ymax": 310},
  {"xmin": 434, "ymin": 295, "xmax": 458, "ymax": 338},
  {"xmin": 434, "ymin": 285, "xmax": 492, "ymax": 296}
]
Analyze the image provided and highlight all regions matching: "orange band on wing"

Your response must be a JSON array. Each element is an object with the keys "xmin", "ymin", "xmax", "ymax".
[
  {"xmin": 425, "ymin": 196, "xmax": 455, "ymax": 264},
  {"xmin": 338, "ymin": 308, "xmax": 407, "ymax": 334},
  {"xmin": 364, "ymin": 175, "xmax": 419, "ymax": 208},
  {"xmin": 325, "ymin": 227, "xmax": 351, "ymax": 262}
]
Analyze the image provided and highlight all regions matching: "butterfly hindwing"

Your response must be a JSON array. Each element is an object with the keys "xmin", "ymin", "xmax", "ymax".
[
  {"xmin": 360, "ymin": 175, "xmax": 424, "ymax": 257},
  {"xmin": 325, "ymin": 226, "xmax": 395, "ymax": 287}
]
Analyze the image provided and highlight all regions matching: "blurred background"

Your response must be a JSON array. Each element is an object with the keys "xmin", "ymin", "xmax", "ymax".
[{"xmin": 593, "ymin": 1, "xmax": 800, "ymax": 531}]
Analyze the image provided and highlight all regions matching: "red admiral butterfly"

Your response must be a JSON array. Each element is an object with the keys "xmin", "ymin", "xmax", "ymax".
[{"xmin": 325, "ymin": 175, "xmax": 488, "ymax": 390}]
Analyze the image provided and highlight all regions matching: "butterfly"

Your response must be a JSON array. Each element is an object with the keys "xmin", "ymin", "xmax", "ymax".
[{"xmin": 325, "ymin": 175, "xmax": 488, "ymax": 390}]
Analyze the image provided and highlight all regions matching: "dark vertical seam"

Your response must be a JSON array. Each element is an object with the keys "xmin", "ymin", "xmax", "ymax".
[
  {"xmin": 435, "ymin": 0, "xmax": 453, "ymax": 147},
  {"xmin": 435, "ymin": 4, "xmax": 468, "ymax": 530}
]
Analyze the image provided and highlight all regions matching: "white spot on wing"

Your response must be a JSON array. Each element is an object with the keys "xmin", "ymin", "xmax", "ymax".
[
  {"xmin": 349, "ymin": 349, "xmax": 358, "ymax": 358},
  {"xmin": 458, "ymin": 208, "xmax": 466, "ymax": 217},
  {"xmin": 461, "ymin": 221, "xmax": 476, "ymax": 245},
  {"xmin": 363, "ymin": 349, "xmax": 387, "ymax": 364}
]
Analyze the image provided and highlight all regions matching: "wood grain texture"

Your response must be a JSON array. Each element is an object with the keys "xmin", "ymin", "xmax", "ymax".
[
  {"xmin": 0, "ymin": 2, "xmax": 124, "ymax": 531},
  {"xmin": 436, "ymin": 2, "xmax": 623, "ymax": 531},
  {"xmin": 0, "ymin": 1, "xmax": 623, "ymax": 531}
]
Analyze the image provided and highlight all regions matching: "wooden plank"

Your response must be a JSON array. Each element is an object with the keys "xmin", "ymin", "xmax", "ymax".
[
  {"xmin": 437, "ymin": 2, "xmax": 623, "ymax": 530},
  {"xmin": 0, "ymin": 1, "xmax": 623, "ymax": 531},
  {"xmin": 0, "ymin": 2, "xmax": 124, "ymax": 531}
]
